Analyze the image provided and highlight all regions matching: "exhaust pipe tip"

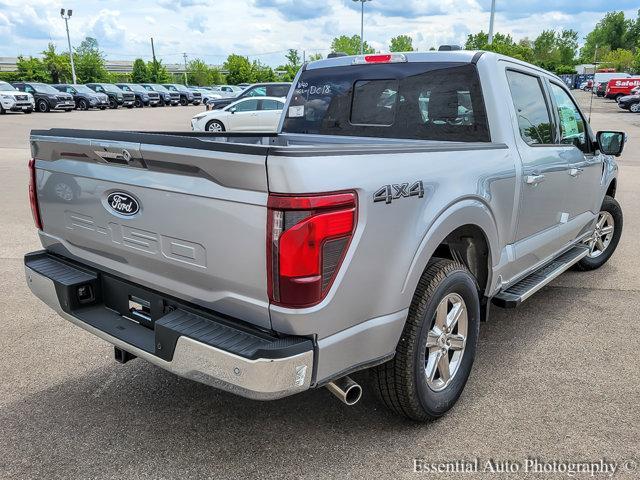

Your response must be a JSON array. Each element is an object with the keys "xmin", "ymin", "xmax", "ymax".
[{"xmin": 326, "ymin": 376, "xmax": 362, "ymax": 406}]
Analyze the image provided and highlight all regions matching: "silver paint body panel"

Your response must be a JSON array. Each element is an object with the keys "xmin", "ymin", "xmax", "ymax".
[{"xmin": 28, "ymin": 51, "xmax": 617, "ymax": 389}]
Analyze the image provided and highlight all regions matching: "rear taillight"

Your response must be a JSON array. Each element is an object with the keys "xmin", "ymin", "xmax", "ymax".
[
  {"xmin": 28, "ymin": 159, "xmax": 42, "ymax": 230},
  {"xmin": 267, "ymin": 191, "xmax": 357, "ymax": 308}
]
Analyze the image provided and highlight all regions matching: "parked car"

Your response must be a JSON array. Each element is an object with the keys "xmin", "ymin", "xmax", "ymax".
[
  {"xmin": 604, "ymin": 78, "xmax": 640, "ymax": 101},
  {"xmin": 207, "ymin": 82, "xmax": 291, "ymax": 110},
  {"xmin": 594, "ymin": 82, "xmax": 607, "ymax": 97},
  {"xmin": 188, "ymin": 87, "xmax": 221, "ymax": 106},
  {"xmin": 115, "ymin": 83, "xmax": 160, "ymax": 108},
  {"xmin": 25, "ymin": 51, "xmax": 625, "ymax": 421},
  {"xmin": 162, "ymin": 84, "xmax": 201, "ymax": 106},
  {"xmin": 0, "ymin": 80, "xmax": 34, "ymax": 114},
  {"xmin": 191, "ymin": 96, "xmax": 285, "ymax": 132},
  {"xmin": 86, "ymin": 83, "xmax": 135, "ymax": 109},
  {"xmin": 617, "ymin": 94, "xmax": 640, "ymax": 113},
  {"xmin": 141, "ymin": 84, "xmax": 179, "ymax": 106},
  {"xmin": 52, "ymin": 84, "xmax": 110, "ymax": 110},
  {"xmin": 211, "ymin": 85, "xmax": 244, "ymax": 97},
  {"xmin": 12, "ymin": 82, "xmax": 74, "ymax": 112}
]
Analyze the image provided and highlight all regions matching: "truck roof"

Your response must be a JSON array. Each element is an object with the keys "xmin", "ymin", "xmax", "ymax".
[{"xmin": 306, "ymin": 50, "xmax": 560, "ymax": 81}]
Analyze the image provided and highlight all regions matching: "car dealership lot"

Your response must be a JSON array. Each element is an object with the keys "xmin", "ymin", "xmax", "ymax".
[{"xmin": 1, "ymin": 92, "xmax": 639, "ymax": 479}]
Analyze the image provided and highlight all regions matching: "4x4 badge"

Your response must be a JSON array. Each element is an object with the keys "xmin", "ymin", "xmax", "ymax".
[{"xmin": 374, "ymin": 181, "xmax": 424, "ymax": 204}]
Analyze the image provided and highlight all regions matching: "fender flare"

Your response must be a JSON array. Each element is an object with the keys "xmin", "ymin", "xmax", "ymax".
[{"xmin": 402, "ymin": 198, "xmax": 500, "ymax": 298}]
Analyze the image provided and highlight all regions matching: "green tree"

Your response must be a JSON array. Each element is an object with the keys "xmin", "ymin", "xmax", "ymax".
[
  {"xmin": 308, "ymin": 53, "xmax": 323, "ymax": 61},
  {"xmin": 252, "ymin": 60, "xmax": 275, "ymax": 82},
  {"xmin": 389, "ymin": 35, "xmax": 413, "ymax": 52},
  {"xmin": 465, "ymin": 31, "xmax": 534, "ymax": 62},
  {"xmin": 580, "ymin": 11, "xmax": 634, "ymax": 62},
  {"xmin": 147, "ymin": 60, "xmax": 172, "ymax": 83},
  {"xmin": 223, "ymin": 54, "xmax": 254, "ymax": 84},
  {"xmin": 331, "ymin": 35, "xmax": 374, "ymax": 55},
  {"xmin": 277, "ymin": 49, "xmax": 302, "ymax": 81},
  {"xmin": 600, "ymin": 48, "xmax": 636, "ymax": 72},
  {"xmin": 187, "ymin": 58, "xmax": 214, "ymax": 85},
  {"xmin": 15, "ymin": 56, "xmax": 48, "ymax": 82},
  {"xmin": 557, "ymin": 29, "xmax": 578, "ymax": 66},
  {"xmin": 41, "ymin": 43, "xmax": 71, "ymax": 83},
  {"xmin": 74, "ymin": 37, "xmax": 109, "ymax": 83},
  {"xmin": 533, "ymin": 30, "xmax": 561, "ymax": 70},
  {"xmin": 131, "ymin": 59, "xmax": 149, "ymax": 83}
]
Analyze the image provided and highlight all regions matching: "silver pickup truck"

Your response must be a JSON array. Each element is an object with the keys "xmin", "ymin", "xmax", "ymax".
[{"xmin": 25, "ymin": 51, "xmax": 625, "ymax": 421}]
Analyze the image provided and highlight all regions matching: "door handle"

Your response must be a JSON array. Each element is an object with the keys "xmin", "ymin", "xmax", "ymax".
[
  {"xmin": 569, "ymin": 167, "xmax": 584, "ymax": 177},
  {"xmin": 525, "ymin": 174, "xmax": 545, "ymax": 185}
]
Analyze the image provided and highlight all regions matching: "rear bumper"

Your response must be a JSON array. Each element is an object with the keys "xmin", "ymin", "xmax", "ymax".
[{"xmin": 25, "ymin": 251, "xmax": 314, "ymax": 400}]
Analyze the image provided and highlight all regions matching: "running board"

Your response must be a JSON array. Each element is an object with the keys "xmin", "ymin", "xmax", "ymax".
[{"xmin": 492, "ymin": 246, "xmax": 589, "ymax": 308}]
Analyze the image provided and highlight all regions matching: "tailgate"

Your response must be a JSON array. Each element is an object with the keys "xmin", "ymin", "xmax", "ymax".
[{"xmin": 30, "ymin": 130, "xmax": 271, "ymax": 329}]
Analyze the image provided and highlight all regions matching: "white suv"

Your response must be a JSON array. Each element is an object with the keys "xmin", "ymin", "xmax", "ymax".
[{"xmin": 0, "ymin": 81, "xmax": 34, "ymax": 114}]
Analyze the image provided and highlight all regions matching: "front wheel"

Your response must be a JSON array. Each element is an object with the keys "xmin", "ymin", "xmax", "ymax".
[
  {"xmin": 205, "ymin": 120, "xmax": 225, "ymax": 132},
  {"xmin": 78, "ymin": 99, "xmax": 88, "ymax": 110},
  {"xmin": 179, "ymin": 96, "xmax": 188, "ymax": 106},
  {"xmin": 630, "ymin": 103, "xmax": 640, "ymax": 113},
  {"xmin": 37, "ymin": 99, "xmax": 50, "ymax": 113},
  {"xmin": 576, "ymin": 195, "xmax": 623, "ymax": 271},
  {"xmin": 134, "ymin": 98, "xmax": 143, "ymax": 108},
  {"xmin": 371, "ymin": 258, "xmax": 480, "ymax": 421}
]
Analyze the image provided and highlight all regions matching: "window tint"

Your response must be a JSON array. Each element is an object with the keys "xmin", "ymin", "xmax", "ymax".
[
  {"xmin": 266, "ymin": 85, "xmax": 290, "ymax": 97},
  {"xmin": 234, "ymin": 99, "xmax": 259, "ymax": 112},
  {"xmin": 261, "ymin": 99, "xmax": 283, "ymax": 110},
  {"xmin": 282, "ymin": 63, "xmax": 490, "ymax": 142},
  {"xmin": 246, "ymin": 86, "xmax": 266, "ymax": 97},
  {"xmin": 24, "ymin": 85, "xmax": 34, "ymax": 94},
  {"xmin": 506, "ymin": 70, "xmax": 553, "ymax": 145},
  {"xmin": 549, "ymin": 83, "xmax": 589, "ymax": 153},
  {"xmin": 351, "ymin": 79, "xmax": 398, "ymax": 125}
]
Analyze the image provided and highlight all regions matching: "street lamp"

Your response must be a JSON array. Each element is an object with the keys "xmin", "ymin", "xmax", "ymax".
[
  {"xmin": 60, "ymin": 8, "xmax": 77, "ymax": 84},
  {"xmin": 352, "ymin": 0, "xmax": 372, "ymax": 55},
  {"xmin": 487, "ymin": 0, "xmax": 496, "ymax": 45}
]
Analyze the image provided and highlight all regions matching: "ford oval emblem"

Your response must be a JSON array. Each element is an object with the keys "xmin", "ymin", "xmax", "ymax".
[{"xmin": 106, "ymin": 192, "xmax": 140, "ymax": 216}]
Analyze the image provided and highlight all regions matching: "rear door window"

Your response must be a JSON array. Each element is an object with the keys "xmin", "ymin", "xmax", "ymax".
[
  {"xmin": 282, "ymin": 62, "xmax": 490, "ymax": 142},
  {"xmin": 506, "ymin": 70, "xmax": 554, "ymax": 145}
]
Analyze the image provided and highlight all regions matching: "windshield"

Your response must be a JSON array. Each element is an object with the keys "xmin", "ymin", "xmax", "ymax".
[
  {"xmin": 282, "ymin": 63, "xmax": 490, "ymax": 142},
  {"xmin": 0, "ymin": 81, "xmax": 16, "ymax": 92},
  {"xmin": 128, "ymin": 84, "xmax": 147, "ymax": 93},
  {"xmin": 151, "ymin": 84, "xmax": 169, "ymax": 93},
  {"xmin": 103, "ymin": 84, "xmax": 123, "ymax": 93},
  {"xmin": 73, "ymin": 85, "xmax": 94, "ymax": 94},
  {"xmin": 33, "ymin": 83, "xmax": 60, "ymax": 94}
]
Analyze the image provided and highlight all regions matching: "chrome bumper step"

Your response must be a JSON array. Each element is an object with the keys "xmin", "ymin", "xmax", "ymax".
[{"xmin": 493, "ymin": 246, "xmax": 589, "ymax": 308}]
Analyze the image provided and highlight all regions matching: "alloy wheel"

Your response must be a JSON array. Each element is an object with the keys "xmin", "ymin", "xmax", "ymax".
[
  {"xmin": 425, "ymin": 293, "xmax": 468, "ymax": 392},
  {"xmin": 585, "ymin": 211, "xmax": 615, "ymax": 258}
]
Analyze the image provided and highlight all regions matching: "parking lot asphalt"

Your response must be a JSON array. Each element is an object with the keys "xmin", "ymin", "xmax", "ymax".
[{"xmin": 1, "ymin": 93, "xmax": 639, "ymax": 479}]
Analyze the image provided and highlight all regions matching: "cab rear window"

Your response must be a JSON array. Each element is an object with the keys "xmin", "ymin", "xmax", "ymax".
[{"xmin": 282, "ymin": 62, "xmax": 490, "ymax": 142}]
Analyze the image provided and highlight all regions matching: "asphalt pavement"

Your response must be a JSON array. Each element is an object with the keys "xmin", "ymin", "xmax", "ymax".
[{"xmin": 0, "ymin": 93, "xmax": 638, "ymax": 479}]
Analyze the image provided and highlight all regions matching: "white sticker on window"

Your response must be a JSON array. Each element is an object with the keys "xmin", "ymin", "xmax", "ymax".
[{"xmin": 288, "ymin": 105, "xmax": 304, "ymax": 118}]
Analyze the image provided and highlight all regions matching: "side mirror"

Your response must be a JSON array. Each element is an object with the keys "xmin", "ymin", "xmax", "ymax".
[
  {"xmin": 597, "ymin": 131, "xmax": 626, "ymax": 157},
  {"xmin": 229, "ymin": 107, "xmax": 236, "ymax": 114}
]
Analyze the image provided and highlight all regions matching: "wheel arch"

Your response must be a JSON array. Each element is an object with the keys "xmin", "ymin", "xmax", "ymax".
[
  {"xmin": 606, "ymin": 178, "xmax": 617, "ymax": 198},
  {"xmin": 402, "ymin": 199, "xmax": 499, "ymax": 300}
]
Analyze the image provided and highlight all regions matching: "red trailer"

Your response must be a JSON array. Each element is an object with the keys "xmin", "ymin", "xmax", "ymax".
[{"xmin": 605, "ymin": 78, "xmax": 640, "ymax": 100}]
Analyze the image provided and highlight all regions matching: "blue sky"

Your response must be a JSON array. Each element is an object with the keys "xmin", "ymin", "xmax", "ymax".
[{"xmin": 0, "ymin": 0, "xmax": 637, "ymax": 67}]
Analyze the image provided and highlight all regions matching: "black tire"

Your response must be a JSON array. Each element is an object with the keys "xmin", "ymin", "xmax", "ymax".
[
  {"xmin": 0, "ymin": 106, "xmax": 5, "ymax": 114},
  {"xmin": 37, "ymin": 99, "xmax": 50, "ymax": 113},
  {"xmin": 371, "ymin": 258, "xmax": 480, "ymax": 421},
  {"xmin": 134, "ymin": 98, "xmax": 143, "ymax": 108},
  {"xmin": 630, "ymin": 103, "xmax": 640, "ymax": 114},
  {"xmin": 574, "ymin": 195, "xmax": 623, "ymax": 271},
  {"xmin": 179, "ymin": 96, "xmax": 188, "ymax": 106},
  {"xmin": 109, "ymin": 98, "xmax": 118, "ymax": 109},
  {"xmin": 205, "ymin": 120, "xmax": 225, "ymax": 132},
  {"xmin": 78, "ymin": 99, "xmax": 88, "ymax": 110}
]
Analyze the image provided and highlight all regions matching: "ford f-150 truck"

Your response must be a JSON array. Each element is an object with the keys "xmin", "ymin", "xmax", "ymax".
[{"xmin": 24, "ymin": 51, "xmax": 625, "ymax": 421}]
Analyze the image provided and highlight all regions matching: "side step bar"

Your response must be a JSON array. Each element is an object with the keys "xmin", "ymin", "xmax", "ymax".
[{"xmin": 493, "ymin": 246, "xmax": 589, "ymax": 308}]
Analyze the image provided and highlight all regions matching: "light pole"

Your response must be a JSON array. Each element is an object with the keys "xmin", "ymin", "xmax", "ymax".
[
  {"xmin": 487, "ymin": 0, "xmax": 496, "ymax": 45},
  {"xmin": 60, "ymin": 9, "xmax": 77, "ymax": 84},
  {"xmin": 352, "ymin": 0, "xmax": 372, "ymax": 55}
]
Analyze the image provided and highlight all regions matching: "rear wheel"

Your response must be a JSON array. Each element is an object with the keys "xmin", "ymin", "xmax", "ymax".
[
  {"xmin": 205, "ymin": 120, "xmax": 225, "ymax": 132},
  {"xmin": 371, "ymin": 259, "xmax": 480, "ymax": 421},
  {"xmin": 576, "ymin": 195, "xmax": 623, "ymax": 271}
]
